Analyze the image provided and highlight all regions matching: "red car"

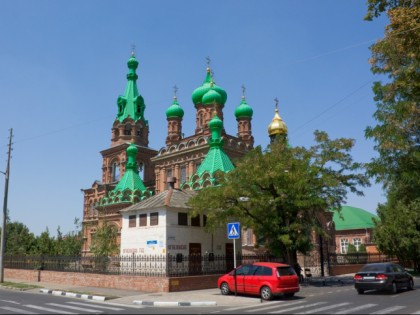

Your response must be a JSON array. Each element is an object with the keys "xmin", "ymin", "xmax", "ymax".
[{"xmin": 217, "ymin": 262, "xmax": 300, "ymax": 300}]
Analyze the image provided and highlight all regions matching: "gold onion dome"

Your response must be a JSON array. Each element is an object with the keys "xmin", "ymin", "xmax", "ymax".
[{"xmin": 268, "ymin": 107, "xmax": 287, "ymax": 136}]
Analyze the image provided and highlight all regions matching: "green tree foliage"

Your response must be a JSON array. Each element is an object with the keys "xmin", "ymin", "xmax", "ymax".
[
  {"xmin": 187, "ymin": 132, "xmax": 369, "ymax": 265},
  {"xmin": 359, "ymin": 243, "xmax": 367, "ymax": 253},
  {"xmin": 347, "ymin": 243, "xmax": 357, "ymax": 254},
  {"xmin": 365, "ymin": 0, "xmax": 420, "ymax": 270},
  {"xmin": 34, "ymin": 228, "xmax": 55, "ymax": 255},
  {"xmin": 90, "ymin": 222, "xmax": 119, "ymax": 257},
  {"xmin": 3, "ymin": 221, "xmax": 37, "ymax": 255},
  {"xmin": 54, "ymin": 218, "xmax": 83, "ymax": 256}
]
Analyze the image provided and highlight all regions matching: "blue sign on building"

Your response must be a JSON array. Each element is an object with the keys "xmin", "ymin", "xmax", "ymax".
[{"xmin": 227, "ymin": 222, "xmax": 240, "ymax": 239}]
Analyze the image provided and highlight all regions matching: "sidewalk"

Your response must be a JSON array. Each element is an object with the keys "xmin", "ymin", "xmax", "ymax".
[{"xmin": 3, "ymin": 274, "xmax": 356, "ymax": 307}]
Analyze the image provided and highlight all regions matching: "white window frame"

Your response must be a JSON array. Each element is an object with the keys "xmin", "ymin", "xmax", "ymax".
[{"xmin": 340, "ymin": 238, "xmax": 349, "ymax": 254}]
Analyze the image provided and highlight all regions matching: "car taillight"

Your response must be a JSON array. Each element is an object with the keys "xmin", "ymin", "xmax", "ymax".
[
  {"xmin": 375, "ymin": 274, "xmax": 388, "ymax": 280},
  {"xmin": 354, "ymin": 275, "xmax": 363, "ymax": 280}
]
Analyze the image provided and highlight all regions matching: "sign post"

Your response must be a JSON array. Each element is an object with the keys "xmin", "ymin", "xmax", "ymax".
[{"xmin": 227, "ymin": 222, "xmax": 240, "ymax": 268}]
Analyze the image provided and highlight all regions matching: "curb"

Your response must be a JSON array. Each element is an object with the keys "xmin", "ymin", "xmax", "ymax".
[
  {"xmin": 40, "ymin": 289, "xmax": 106, "ymax": 301},
  {"xmin": 133, "ymin": 300, "xmax": 217, "ymax": 307}
]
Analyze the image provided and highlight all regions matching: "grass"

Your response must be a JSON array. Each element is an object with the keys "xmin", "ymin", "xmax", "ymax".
[{"xmin": 0, "ymin": 281, "xmax": 42, "ymax": 290}]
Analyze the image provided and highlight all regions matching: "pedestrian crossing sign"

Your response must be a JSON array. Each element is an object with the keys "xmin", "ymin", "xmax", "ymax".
[{"xmin": 227, "ymin": 222, "xmax": 240, "ymax": 239}]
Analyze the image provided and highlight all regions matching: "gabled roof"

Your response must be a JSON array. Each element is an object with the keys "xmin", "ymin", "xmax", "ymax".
[
  {"xmin": 333, "ymin": 206, "xmax": 379, "ymax": 230},
  {"xmin": 120, "ymin": 188, "xmax": 197, "ymax": 212}
]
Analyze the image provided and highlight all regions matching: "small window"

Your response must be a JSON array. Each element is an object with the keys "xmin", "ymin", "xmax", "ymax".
[
  {"xmin": 139, "ymin": 214, "xmax": 147, "ymax": 226},
  {"xmin": 150, "ymin": 212, "xmax": 159, "ymax": 226},
  {"xmin": 340, "ymin": 238, "xmax": 349, "ymax": 254},
  {"xmin": 180, "ymin": 165, "xmax": 187, "ymax": 184},
  {"xmin": 178, "ymin": 213, "xmax": 188, "ymax": 226},
  {"xmin": 191, "ymin": 215, "xmax": 200, "ymax": 227},
  {"xmin": 128, "ymin": 215, "xmax": 136, "ymax": 228}
]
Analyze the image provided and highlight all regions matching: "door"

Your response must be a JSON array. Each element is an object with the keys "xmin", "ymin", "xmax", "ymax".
[{"xmin": 189, "ymin": 243, "xmax": 201, "ymax": 275}]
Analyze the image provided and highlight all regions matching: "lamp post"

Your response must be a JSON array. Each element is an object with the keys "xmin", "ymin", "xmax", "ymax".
[{"xmin": 0, "ymin": 128, "xmax": 12, "ymax": 283}]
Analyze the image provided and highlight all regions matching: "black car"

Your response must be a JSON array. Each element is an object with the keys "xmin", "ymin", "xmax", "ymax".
[{"xmin": 354, "ymin": 262, "xmax": 414, "ymax": 294}]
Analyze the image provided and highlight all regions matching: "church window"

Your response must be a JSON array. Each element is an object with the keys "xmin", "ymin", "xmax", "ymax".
[
  {"xmin": 138, "ymin": 162, "xmax": 144, "ymax": 180},
  {"xmin": 340, "ymin": 238, "xmax": 349, "ymax": 254},
  {"xmin": 129, "ymin": 215, "xmax": 137, "ymax": 228},
  {"xmin": 139, "ymin": 213, "xmax": 147, "ymax": 226},
  {"xmin": 178, "ymin": 212, "xmax": 188, "ymax": 226},
  {"xmin": 137, "ymin": 104, "xmax": 141, "ymax": 113},
  {"xmin": 191, "ymin": 215, "xmax": 200, "ymax": 227},
  {"xmin": 180, "ymin": 165, "xmax": 187, "ymax": 184},
  {"xmin": 124, "ymin": 125, "xmax": 131, "ymax": 135},
  {"xmin": 150, "ymin": 212, "xmax": 159, "ymax": 226},
  {"xmin": 137, "ymin": 128, "xmax": 142, "ymax": 137},
  {"xmin": 353, "ymin": 238, "xmax": 362, "ymax": 251},
  {"xmin": 199, "ymin": 114, "xmax": 203, "ymax": 128},
  {"xmin": 166, "ymin": 168, "xmax": 173, "ymax": 179},
  {"xmin": 111, "ymin": 162, "xmax": 120, "ymax": 182}
]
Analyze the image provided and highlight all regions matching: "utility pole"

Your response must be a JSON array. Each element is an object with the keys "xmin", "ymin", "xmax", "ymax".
[{"xmin": 0, "ymin": 128, "xmax": 13, "ymax": 283}]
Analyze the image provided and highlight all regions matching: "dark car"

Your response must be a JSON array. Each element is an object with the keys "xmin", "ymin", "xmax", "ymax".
[
  {"xmin": 354, "ymin": 262, "xmax": 414, "ymax": 294},
  {"xmin": 217, "ymin": 262, "xmax": 300, "ymax": 300}
]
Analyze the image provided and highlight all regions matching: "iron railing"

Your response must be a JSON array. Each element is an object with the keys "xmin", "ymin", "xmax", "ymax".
[
  {"xmin": 4, "ymin": 253, "xmax": 282, "ymax": 277},
  {"xmin": 328, "ymin": 253, "xmax": 398, "ymax": 266}
]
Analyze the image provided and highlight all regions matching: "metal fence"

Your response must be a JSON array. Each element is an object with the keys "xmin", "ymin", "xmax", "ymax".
[
  {"xmin": 328, "ymin": 253, "xmax": 398, "ymax": 266},
  {"xmin": 4, "ymin": 253, "xmax": 283, "ymax": 277}
]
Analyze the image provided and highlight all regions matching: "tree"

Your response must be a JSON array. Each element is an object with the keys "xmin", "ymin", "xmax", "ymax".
[
  {"xmin": 188, "ymin": 132, "xmax": 369, "ymax": 265},
  {"xmin": 90, "ymin": 221, "xmax": 119, "ymax": 257},
  {"xmin": 34, "ymin": 228, "xmax": 56, "ymax": 255},
  {"xmin": 365, "ymin": 0, "xmax": 420, "ymax": 270},
  {"xmin": 3, "ymin": 221, "xmax": 37, "ymax": 255},
  {"xmin": 54, "ymin": 218, "xmax": 83, "ymax": 256}
]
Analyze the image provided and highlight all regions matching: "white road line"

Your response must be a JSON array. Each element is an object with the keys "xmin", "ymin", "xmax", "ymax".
[
  {"xmin": 411, "ymin": 310, "xmax": 420, "ymax": 314},
  {"xmin": 333, "ymin": 303, "xmax": 377, "ymax": 314},
  {"xmin": 0, "ymin": 306, "xmax": 38, "ymax": 314},
  {"xmin": 0, "ymin": 300, "xmax": 21, "ymax": 304},
  {"xmin": 47, "ymin": 303, "xmax": 103, "ymax": 313},
  {"xmin": 224, "ymin": 302, "xmax": 283, "ymax": 311},
  {"xmin": 245, "ymin": 301, "xmax": 288, "ymax": 312},
  {"xmin": 66, "ymin": 301, "xmax": 125, "ymax": 311},
  {"xmin": 24, "ymin": 304, "xmax": 75, "ymax": 314},
  {"xmin": 370, "ymin": 305, "xmax": 406, "ymax": 314},
  {"xmin": 296, "ymin": 302, "xmax": 351, "ymax": 314},
  {"xmin": 269, "ymin": 302, "xmax": 327, "ymax": 314}
]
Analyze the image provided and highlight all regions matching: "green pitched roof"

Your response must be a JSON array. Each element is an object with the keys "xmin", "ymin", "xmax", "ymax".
[
  {"xmin": 98, "ymin": 143, "xmax": 151, "ymax": 206},
  {"xmin": 181, "ymin": 113, "xmax": 234, "ymax": 189},
  {"xmin": 333, "ymin": 206, "xmax": 379, "ymax": 230},
  {"xmin": 116, "ymin": 53, "xmax": 147, "ymax": 123}
]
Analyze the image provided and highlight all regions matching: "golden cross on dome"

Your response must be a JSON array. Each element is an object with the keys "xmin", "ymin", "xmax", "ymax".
[
  {"xmin": 241, "ymin": 84, "xmax": 246, "ymax": 98},
  {"xmin": 131, "ymin": 44, "xmax": 136, "ymax": 56},
  {"xmin": 274, "ymin": 97, "xmax": 279, "ymax": 110},
  {"xmin": 206, "ymin": 56, "xmax": 211, "ymax": 67}
]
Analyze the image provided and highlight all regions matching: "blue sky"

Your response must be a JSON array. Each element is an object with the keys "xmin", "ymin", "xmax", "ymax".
[{"xmin": 0, "ymin": 1, "xmax": 389, "ymax": 236}]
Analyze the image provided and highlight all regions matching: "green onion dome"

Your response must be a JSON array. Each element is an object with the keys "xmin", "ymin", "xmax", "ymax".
[
  {"xmin": 202, "ymin": 85, "xmax": 222, "ymax": 105},
  {"xmin": 235, "ymin": 96, "xmax": 253, "ymax": 118},
  {"xmin": 165, "ymin": 96, "xmax": 184, "ymax": 119},
  {"xmin": 127, "ymin": 53, "xmax": 139, "ymax": 81},
  {"xmin": 209, "ymin": 112, "xmax": 223, "ymax": 130},
  {"xmin": 126, "ymin": 143, "xmax": 139, "ymax": 171},
  {"xmin": 192, "ymin": 67, "xmax": 227, "ymax": 105}
]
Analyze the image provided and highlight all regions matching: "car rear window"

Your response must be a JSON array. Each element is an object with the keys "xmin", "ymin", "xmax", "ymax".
[
  {"xmin": 360, "ymin": 264, "xmax": 387, "ymax": 272},
  {"xmin": 276, "ymin": 266, "xmax": 296, "ymax": 276}
]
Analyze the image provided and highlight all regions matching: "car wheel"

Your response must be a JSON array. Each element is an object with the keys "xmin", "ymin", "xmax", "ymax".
[
  {"xmin": 220, "ymin": 282, "xmax": 231, "ymax": 295},
  {"xmin": 391, "ymin": 282, "xmax": 398, "ymax": 294},
  {"xmin": 408, "ymin": 279, "xmax": 414, "ymax": 290},
  {"xmin": 357, "ymin": 289, "xmax": 364, "ymax": 294},
  {"xmin": 284, "ymin": 292, "xmax": 295, "ymax": 298},
  {"xmin": 260, "ymin": 286, "xmax": 273, "ymax": 300}
]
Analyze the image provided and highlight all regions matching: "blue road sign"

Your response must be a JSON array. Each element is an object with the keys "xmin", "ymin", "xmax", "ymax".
[{"xmin": 227, "ymin": 222, "xmax": 240, "ymax": 239}]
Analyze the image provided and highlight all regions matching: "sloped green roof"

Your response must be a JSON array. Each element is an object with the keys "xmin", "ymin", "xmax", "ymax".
[
  {"xmin": 333, "ymin": 206, "xmax": 379, "ymax": 230},
  {"xmin": 98, "ymin": 143, "xmax": 151, "ymax": 206},
  {"xmin": 181, "ymin": 113, "xmax": 234, "ymax": 189},
  {"xmin": 116, "ymin": 53, "xmax": 147, "ymax": 123}
]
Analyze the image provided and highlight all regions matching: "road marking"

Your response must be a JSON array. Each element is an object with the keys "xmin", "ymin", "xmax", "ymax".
[
  {"xmin": 269, "ymin": 302, "xmax": 327, "ymax": 313},
  {"xmin": 66, "ymin": 301, "xmax": 125, "ymax": 311},
  {"xmin": 0, "ymin": 306, "xmax": 38, "ymax": 314},
  {"xmin": 296, "ymin": 302, "xmax": 351, "ymax": 314},
  {"xmin": 0, "ymin": 300, "xmax": 20, "ymax": 304},
  {"xmin": 411, "ymin": 310, "xmax": 420, "ymax": 314},
  {"xmin": 224, "ymin": 302, "xmax": 283, "ymax": 311},
  {"xmin": 245, "ymin": 301, "xmax": 287, "ymax": 312},
  {"xmin": 25, "ymin": 304, "xmax": 75, "ymax": 314},
  {"xmin": 47, "ymin": 303, "xmax": 103, "ymax": 313},
  {"xmin": 332, "ymin": 303, "xmax": 377, "ymax": 314},
  {"xmin": 370, "ymin": 305, "xmax": 406, "ymax": 314}
]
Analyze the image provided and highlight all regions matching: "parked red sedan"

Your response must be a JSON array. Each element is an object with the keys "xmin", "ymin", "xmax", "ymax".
[{"xmin": 217, "ymin": 262, "xmax": 300, "ymax": 300}]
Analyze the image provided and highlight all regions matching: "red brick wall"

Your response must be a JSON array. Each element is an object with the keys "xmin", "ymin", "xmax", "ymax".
[
  {"xmin": 329, "ymin": 264, "xmax": 362, "ymax": 276},
  {"xmin": 5, "ymin": 269, "xmax": 221, "ymax": 293}
]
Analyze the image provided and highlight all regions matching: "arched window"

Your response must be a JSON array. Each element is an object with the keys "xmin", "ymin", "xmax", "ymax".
[
  {"xmin": 124, "ymin": 125, "xmax": 131, "ymax": 135},
  {"xmin": 138, "ymin": 162, "xmax": 145, "ymax": 180},
  {"xmin": 112, "ymin": 162, "xmax": 120, "ymax": 182}
]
